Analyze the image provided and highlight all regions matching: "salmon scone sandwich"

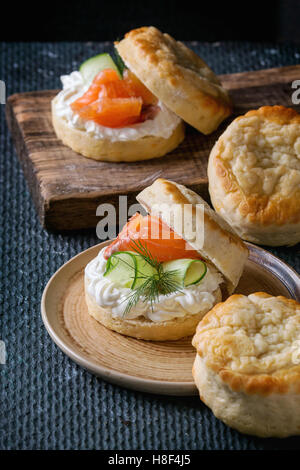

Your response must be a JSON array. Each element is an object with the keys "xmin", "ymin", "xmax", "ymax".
[
  {"xmin": 84, "ymin": 179, "xmax": 248, "ymax": 340},
  {"xmin": 52, "ymin": 26, "xmax": 232, "ymax": 162}
]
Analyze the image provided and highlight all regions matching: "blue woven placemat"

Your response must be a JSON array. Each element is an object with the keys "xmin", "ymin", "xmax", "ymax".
[{"xmin": 1, "ymin": 41, "xmax": 300, "ymax": 450}]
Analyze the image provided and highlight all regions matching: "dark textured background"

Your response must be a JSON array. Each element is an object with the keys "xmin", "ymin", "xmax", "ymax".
[
  {"xmin": 1, "ymin": 41, "xmax": 300, "ymax": 450},
  {"xmin": 3, "ymin": 0, "xmax": 300, "ymax": 43},
  {"xmin": 0, "ymin": 0, "xmax": 279, "ymax": 42}
]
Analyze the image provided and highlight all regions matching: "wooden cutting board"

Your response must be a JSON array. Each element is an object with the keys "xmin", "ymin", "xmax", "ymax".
[{"xmin": 6, "ymin": 65, "xmax": 300, "ymax": 230}]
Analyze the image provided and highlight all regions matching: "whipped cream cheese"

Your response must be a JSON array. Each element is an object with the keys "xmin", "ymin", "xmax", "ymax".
[
  {"xmin": 85, "ymin": 248, "xmax": 223, "ymax": 322},
  {"xmin": 53, "ymin": 71, "xmax": 181, "ymax": 142}
]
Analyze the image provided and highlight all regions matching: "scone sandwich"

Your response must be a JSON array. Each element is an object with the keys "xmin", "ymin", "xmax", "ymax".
[
  {"xmin": 52, "ymin": 26, "xmax": 232, "ymax": 162},
  {"xmin": 84, "ymin": 178, "xmax": 248, "ymax": 341},
  {"xmin": 208, "ymin": 105, "xmax": 300, "ymax": 246},
  {"xmin": 192, "ymin": 292, "xmax": 300, "ymax": 437}
]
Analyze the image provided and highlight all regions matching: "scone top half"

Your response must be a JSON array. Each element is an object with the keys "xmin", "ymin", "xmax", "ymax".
[
  {"xmin": 192, "ymin": 292, "xmax": 300, "ymax": 437},
  {"xmin": 208, "ymin": 105, "xmax": 300, "ymax": 246},
  {"xmin": 116, "ymin": 26, "xmax": 232, "ymax": 134},
  {"xmin": 137, "ymin": 178, "xmax": 248, "ymax": 295}
]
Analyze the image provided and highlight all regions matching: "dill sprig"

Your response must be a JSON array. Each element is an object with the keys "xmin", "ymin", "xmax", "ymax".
[
  {"xmin": 122, "ymin": 240, "xmax": 182, "ymax": 316},
  {"xmin": 130, "ymin": 239, "xmax": 160, "ymax": 270}
]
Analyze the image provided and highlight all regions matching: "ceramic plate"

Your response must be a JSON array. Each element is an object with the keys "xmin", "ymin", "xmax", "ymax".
[{"xmin": 41, "ymin": 241, "xmax": 300, "ymax": 396}]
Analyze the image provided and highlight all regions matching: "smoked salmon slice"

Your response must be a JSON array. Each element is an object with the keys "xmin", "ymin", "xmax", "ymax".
[
  {"xmin": 71, "ymin": 69, "xmax": 120, "ymax": 111},
  {"xmin": 71, "ymin": 68, "xmax": 157, "ymax": 128},
  {"xmin": 99, "ymin": 80, "xmax": 137, "ymax": 99},
  {"xmin": 123, "ymin": 69, "xmax": 158, "ymax": 106},
  {"xmin": 77, "ymin": 97, "xmax": 143, "ymax": 128},
  {"xmin": 104, "ymin": 213, "xmax": 202, "ymax": 262}
]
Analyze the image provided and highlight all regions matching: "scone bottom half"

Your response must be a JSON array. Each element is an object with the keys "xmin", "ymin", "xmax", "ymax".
[
  {"xmin": 52, "ymin": 103, "xmax": 185, "ymax": 163},
  {"xmin": 192, "ymin": 292, "xmax": 300, "ymax": 437}
]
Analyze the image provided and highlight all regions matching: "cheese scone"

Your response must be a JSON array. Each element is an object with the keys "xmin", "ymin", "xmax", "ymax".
[
  {"xmin": 52, "ymin": 26, "xmax": 231, "ymax": 162},
  {"xmin": 208, "ymin": 106, "xmax": 300, "ymax": 246},
  {"xmin": 84, "ymin": 179, "xmax": 248, "ymax": 341},
  {"xmin": 192, "ymin": 292, "xmax": 300, "ymax": 437},
  {"xmin": 116, "ymin": 26, "xmax": 232, "ymax": 135}
]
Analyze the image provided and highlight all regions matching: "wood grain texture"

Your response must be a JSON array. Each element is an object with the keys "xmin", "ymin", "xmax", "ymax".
[
  {"xmin": 41, "ymin": 241, "xmax": 300, "ymax": 396},
  {"xmin": 64, "ymin": 270, "xmax": 197, "ymax": 382},
  {"xmin": 6, "ymin": 65, "xmax": 300, "ymax": 230}
]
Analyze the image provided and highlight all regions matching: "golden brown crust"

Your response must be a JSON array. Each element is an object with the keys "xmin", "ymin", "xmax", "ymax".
[
  {"xmin": 51, "ymin": 98, "xmax": 185, "ymax": 162},
  {"xmin": 137, "ymin": 178, "xmax": 248, "ymax": 294},
  {"xmin": 192, "ymin": 292, "xmax": 300, "ymax": 396},
  {"xmin": 85, "ymin": 279, "xmax": 221, "ymax": 341},
  {"xmin": 115, "ymin": 26, "xmax": 232, "ymax": 134},
  {"xmin": 208, "ymin": 105, "xmax": 300, "ymax": 246},
  {"xmin": 192, "ymin": 352, "xmax": 300, "ymax": 437},
  {"xmin": 243, "ymin": 105, "xmax": 300, "ymax": 125}
]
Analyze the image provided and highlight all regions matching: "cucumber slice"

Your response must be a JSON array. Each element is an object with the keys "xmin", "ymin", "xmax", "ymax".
[
  {"xmin": 104, "ymin": 252, "xmax": 206, "ymax": 291},
  {"xmin": 134, "ymin": 255, "xmax": 156, "ymax": 288},
  {"xmin": 104, "ymin": 251, "xmax": 156, "ymax": 289},
  {"xmin": 162, "ymin": 259, "xmax": 207, "ymax": 287},
  {"xmin": 113, "ymin": 47, "xmax": 126, "ymax": 77},
  {"xmin": 104, "ymin": 251, "xmax": 137, "ymax": 288},
  {"xmin": 79, "ymin": 53, "xmax": 121, "ymax": 83}
]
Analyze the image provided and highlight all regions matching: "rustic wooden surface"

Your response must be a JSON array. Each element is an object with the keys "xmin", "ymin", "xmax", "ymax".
[
  {"xmin": 6, "ymin": 65, "xmax": 300, "ymax": 231},
  {"xmin": 41, "ymin": 241, "xmax": 299, "ymax": 396}
]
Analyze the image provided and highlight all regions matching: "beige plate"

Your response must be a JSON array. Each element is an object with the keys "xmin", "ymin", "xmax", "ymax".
[{"xmin": 41, "ymin": 241, "xmax": 300, "ymax": 396}]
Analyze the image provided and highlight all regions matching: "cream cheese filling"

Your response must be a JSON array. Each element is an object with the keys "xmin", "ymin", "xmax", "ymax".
[
  {"xmin": 53, "ymin": 71, "xmax": 181, "ymax": 142},
  {"xmin": 85, "ymin": 247, "xmax": 223, "ymax": 322}
]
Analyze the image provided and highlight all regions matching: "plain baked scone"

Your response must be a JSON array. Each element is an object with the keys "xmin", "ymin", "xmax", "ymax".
[
  {"xmin": 116, "ymin": 26, "xmax": 232, "ymax": 134},
  {"xmin": 192, "ymin": 292, "xmax": 300, "ymax": 437},
  {"xmin": 208, "ymin": 105, "xmax": 300, "ymax": 246}
]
